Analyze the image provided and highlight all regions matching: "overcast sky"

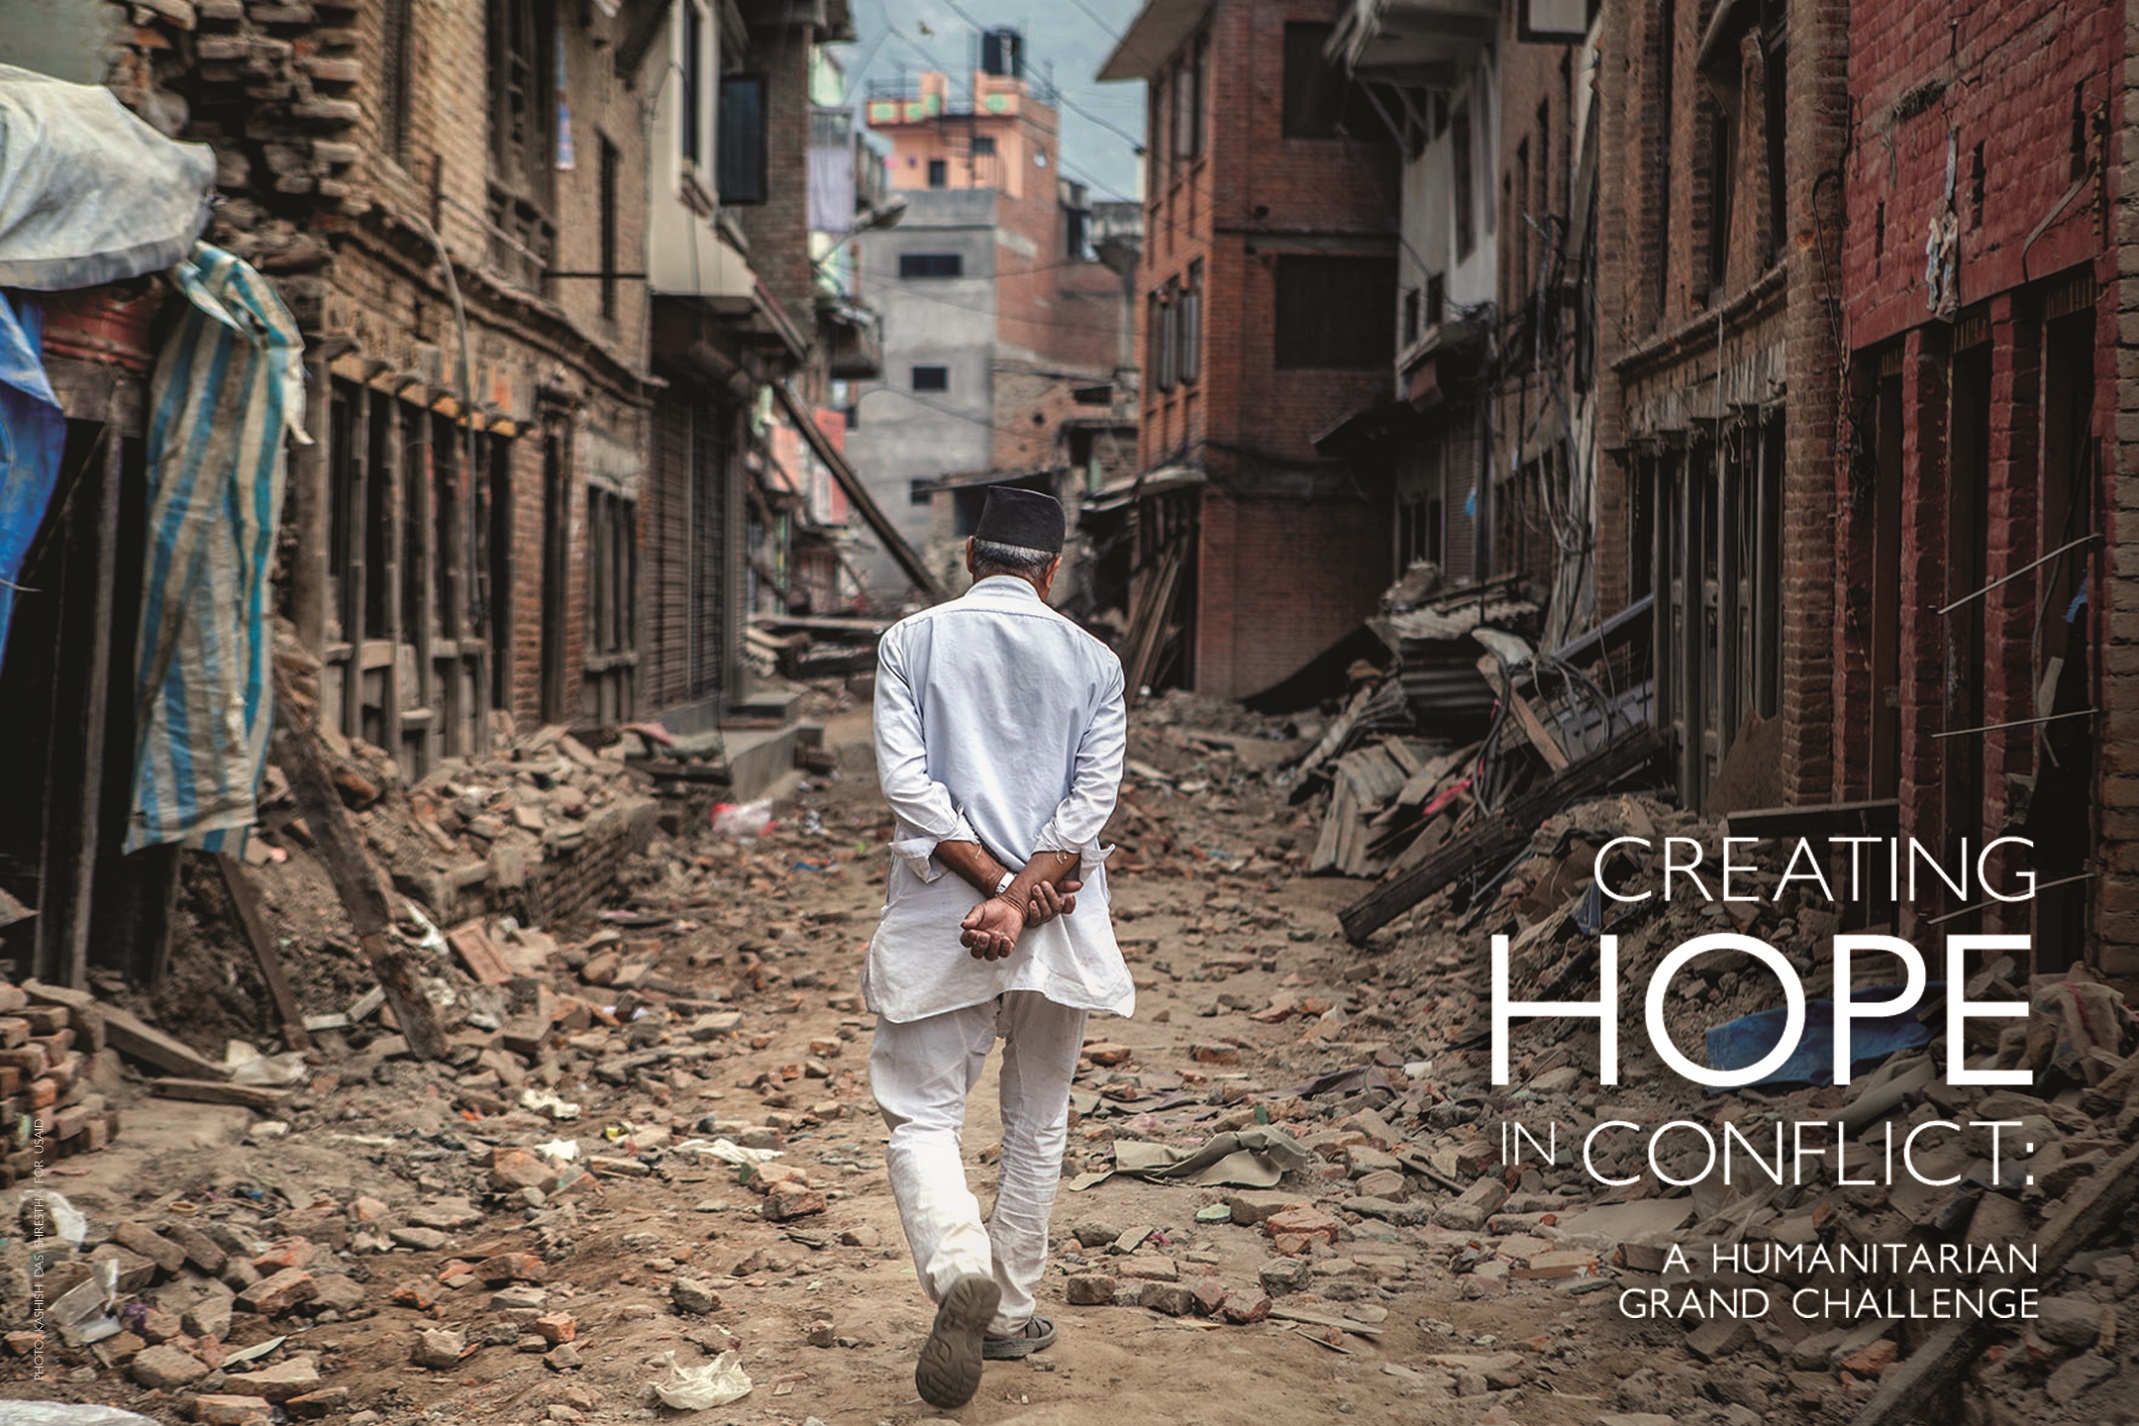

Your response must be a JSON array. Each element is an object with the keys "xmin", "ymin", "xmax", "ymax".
[{"xmin": 830, "ymin": 0, "xmax": 1151, "ymax": 202}]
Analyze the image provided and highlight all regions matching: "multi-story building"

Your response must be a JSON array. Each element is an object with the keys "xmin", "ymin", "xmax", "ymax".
[
  {"xmin": 847, "ymin": 34, "xmax": 1136, "ymax": 606},
  {"xmin": 1100, "ymin": 0, "xmax": 1404, "ymax": 700},
  {"xmin": 1325, "ymin": 0, "xmax": 1501, "ymax": 595},
  {"xmin": 1836, "ymin": 0, "xmax": 2121, "ymax": 967}
]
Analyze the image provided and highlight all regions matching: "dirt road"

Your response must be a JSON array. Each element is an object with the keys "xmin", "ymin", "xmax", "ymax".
[{"xmin": 3, "ymin": 704, "xmax": 1652, "ymax": 1426}]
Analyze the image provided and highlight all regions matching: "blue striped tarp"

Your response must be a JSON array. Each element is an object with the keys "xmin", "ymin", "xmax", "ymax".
[{"xmin": 126, "ymin": 243, "xmax": 307, "ymax": 855}]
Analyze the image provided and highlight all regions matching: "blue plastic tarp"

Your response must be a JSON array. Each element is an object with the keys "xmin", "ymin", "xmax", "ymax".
[
  {"xmin": 0, "ymin": 288, "xmax": 65, "ymax": 674},
  {"xmin": 1703, "ymin": 985, "xmax": 1939, "ymax": 1087}
]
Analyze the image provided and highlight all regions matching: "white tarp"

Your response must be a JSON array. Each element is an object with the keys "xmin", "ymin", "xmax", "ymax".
[{"xmin": 0, "ymin": 63, "xmax": 215, "ymax": 290}]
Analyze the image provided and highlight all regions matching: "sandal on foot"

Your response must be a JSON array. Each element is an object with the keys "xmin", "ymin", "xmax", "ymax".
[
  {"xmin": 916, "ymin": 1273, "xmax": 1001, "ymax": 1409},
  {"xmin": 983, "ymin": 1315, "xmax": 1057, "ymax": 1360}
]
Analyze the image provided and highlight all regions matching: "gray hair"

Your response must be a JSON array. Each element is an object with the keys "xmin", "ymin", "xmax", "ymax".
[{"xmin": 971, "ymin": 537, "xmax": 1056, "ymax": 578}]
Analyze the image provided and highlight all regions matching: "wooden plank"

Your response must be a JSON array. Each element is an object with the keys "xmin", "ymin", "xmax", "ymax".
[
  {"xmin": 1509, "ymin": 690, "xmax": 1572, "ymax": 771},
  {"xmin": 214, "ymin": 854, "xmax": 313, "ymax": 1052},
  {"xmin": 1720, "ymin": 798, "xmax": 1899, "ymax": 840},
  {"xmin": 1851, "ymin": 1137, "xmax": 2139, "ymax": 1426},
  {"xmin": 151, "ymin": 1077, "xmax": 292, "ymax": 1112},
  {"xmin": 1338, "ymin": 728, "xmax": 1668, "ymax": 944},
  {"xmin": 23, "ymin": 980, "xmax": 230, "ymax": 1080},
  {"xmin": 269, "ymin": 671, "xmax": 448, "ymax": 1061}
]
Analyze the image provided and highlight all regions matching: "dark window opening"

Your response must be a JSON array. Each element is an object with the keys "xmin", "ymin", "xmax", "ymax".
[
  {"xmin": 927, "ymin": 157, "xmax": 947, "ymax": 188},
  {"xmin": 1426, "ymin": 272, "xmax": 1446, "ymax": 327},
  {"xmin": 909, "ymin": 478, "xmax": 933, "ymax": 506},
  {"xmin": 1452, "ymin": 107, "xmax": 1475, "ymax": 258},
  {"xmin": 1180, "ymin": 260, "xmax": 1203, "ymax": 384},
  {"xmin": 1969, "ymin": 141, "xmax": 1986, "ymax": 228},
  {"xmin": 1281, "ymin": 23, "xmax": 1385, "ymax": 141},
  {"xmin": 898, "ymin": 252, "xmax": 964, "ymax": 278},
  {"xmin": 718, "ymin": 74, "xmax": 768, "ymax": 204},
  {"xmin": 972, "ymin": 134, "xmax": 997, "ymax": 156},
  {"xmin": 486, "ymin": 0, "xmax": 556, "ymax": 288},
  {"xmin": 911, "ymin": 364, "xmax": 949, "ymax": 393},
  {"xmin": 1706, "ymin": 99, "xmax": 1733, "ymax": 293},
  {"xmin": 382, "ymin": 0, "xmax": 414, "ymax": 162},
  {"xmin": 681, "ymin": 0, "xmax": 704, "ymax": 165},
  {"xmin": 1402, "ymin": 286, "xmax": 1422, "ymax": 347},
  {"xmin": 599, "ymin": 134, "xmax": 619, "ymax": 320},
  {"xmin": 1275, "ymin": 255, "xmax": 1398, "ymax": 369}
]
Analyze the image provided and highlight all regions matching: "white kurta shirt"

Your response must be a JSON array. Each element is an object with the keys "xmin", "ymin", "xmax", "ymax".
[{"xmin": 860, "ymin": 575, "xmax": 1135, "ymax": 1025}]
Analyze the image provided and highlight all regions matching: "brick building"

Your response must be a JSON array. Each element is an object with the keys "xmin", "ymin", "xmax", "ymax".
[
  {"xmin": 1101, "ymin": 0, "xmax": 1404, "ymax": 700},
  {"xmin": 1591, "ymin": 0, "xmax": 1844, "ymax": 813},
  {"xmin": 847, "ymin": 37, "xmax": 1136, "ymax": 606},
  {"xmin": 1836, "ymin": 0, "xmax": 2120, "ymax": 967}
]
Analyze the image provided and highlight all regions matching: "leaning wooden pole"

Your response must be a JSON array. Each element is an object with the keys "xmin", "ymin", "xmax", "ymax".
[{"xmin": 267, "ymin": 674, "xmax": 447, "ymax": 1060}]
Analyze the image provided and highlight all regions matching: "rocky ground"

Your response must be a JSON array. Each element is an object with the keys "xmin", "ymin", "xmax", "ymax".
[{"xmin": 2, "ymin": 696, "xmax": 2135, "ymax": 1425}]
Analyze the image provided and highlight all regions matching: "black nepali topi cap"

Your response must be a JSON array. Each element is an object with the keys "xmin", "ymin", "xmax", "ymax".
[{"xmin": 973, "ymin": 486, "xmax": 1065, "ymax": 554}]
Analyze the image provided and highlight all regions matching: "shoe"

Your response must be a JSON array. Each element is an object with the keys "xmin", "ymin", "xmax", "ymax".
[
  {"xmin": 915, "ymin": 1272, "xmax": 1001, "ymax": 1409},
  {"xmin": 983, "ymin": 1314, "xmax": 1057, "ymax": 1360}
]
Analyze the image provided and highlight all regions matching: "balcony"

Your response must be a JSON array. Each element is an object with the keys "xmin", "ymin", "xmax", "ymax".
[
  {"xmin": 817, "ymin": 297, "xmax": 883, "ymax": 380},
  {"xmin": 1328, "ymin": 0, "xmax": 1498, "ymax": 86}
]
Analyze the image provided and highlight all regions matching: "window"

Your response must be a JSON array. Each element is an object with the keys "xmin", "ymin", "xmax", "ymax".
[
  {"xmin": 1275, "ymin": 255, "xmax": 1398, "ymax": 369},
  {"xmin": 1173, "ymin": 32, "xmax": 1207, "ymax": 163},
  {"xmin": 899, "ymin": 252, "xmax": 964, "ymax": 279},
  {"xmin": 1150, "ymin": 282, "xmax": 1179, "ymax": 391},
  {"xmin": 911, "ymin": 364, "xmax": 949, "ymax": 392},
  {"xmin": 680, "ymin": 0, "xmax": 704, "ymax": 166},
  {"xmin": 927, "ymin": 157, "xmax": 947, "ymax": 188},
  {"xmin": 1147, "ymin": 74, "xmax": 1168, "ymax": 190},
  {"xmin": 909, "ymin": 479, "xmax": 933, "ymax": 506},
  {"xmin": 584, "ymin": 487, "xmax": 637, "ymax": 660},
  {"xmin": 972, "ymin": 135, "xmax": 997, "ymax": 156},
  {"xmin": 1402, "ymin": 286, "xmax": 1422, "ymax": 347},
  {"xmin": 487, "ymin": 0, "xmax": 557, "ymax": 287},
  {"xmin": 381, "ymin": 0, "xmax": 413, "ymax": 162},
  {"xmin": 1706, "ymin": 100, "xmax": 1733, "ymax": 292},
  {"xmin": 1426, "ymin": 272, "xmax": 1445, "ymax": 327},
  {"xmin": 1451, "ymin": 107, "xmax": 1475, "ymax": 257},
  {"xmin": 1281, "ymin": 23, "xmax": 1384, "ymax": 140},
  {"xmin": 598, "ymin": 134, "xmax": 619, "ymax": 320},
  {"xmin": 1180, "ymin": 260, "xmax": 1203, "ymax": 384},
  {"xmin": 717, "ymin": 74, "xmax": 767, "ymax": 204}
]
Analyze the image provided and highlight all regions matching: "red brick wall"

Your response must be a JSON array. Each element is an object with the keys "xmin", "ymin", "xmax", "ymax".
[
  {"xmin": 1837, "ymin": 0, "xmax": 2121, "ymax": 954},
  {"xmin": 1195, "ymin": 491, "xmax": 1389, "ymax": 698},
  {"xmin": 1138, "ymin": 0, "xmax": 1402, "ymax": 475}
]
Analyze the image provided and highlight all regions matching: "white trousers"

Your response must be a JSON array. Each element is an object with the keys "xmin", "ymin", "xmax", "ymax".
[{"xmin": 870, "ymin": 991, "xmax": 1087, "ymax": 1336}]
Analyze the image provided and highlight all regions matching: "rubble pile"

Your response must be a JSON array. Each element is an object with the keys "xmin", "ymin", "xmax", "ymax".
[
  {"xmin": 1064, "ymin": 762, "xmax": 2139, "ymax": 1420},
  {"xmin": 0, "ymin": 778, "xmax": 886, "ymax": 1419}
]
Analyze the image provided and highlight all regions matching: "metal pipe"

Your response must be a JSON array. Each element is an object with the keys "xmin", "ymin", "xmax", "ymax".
[
  {"xmin": 1934, "ymin": 532, "xmax": 2101, "ymax": 616},
  {"xmin": 1930, "ymin": 707, "xmax": 2097, "ymax": 740}
]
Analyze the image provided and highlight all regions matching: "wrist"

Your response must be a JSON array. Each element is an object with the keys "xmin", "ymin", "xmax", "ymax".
[{"xmin": 994, "ymin": 870, "xmax": 1015, "ymax": 896}]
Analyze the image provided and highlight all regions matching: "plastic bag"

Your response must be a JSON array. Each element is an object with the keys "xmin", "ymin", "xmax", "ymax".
[
  {"xmin": 20, "ymin": 1188, "xmax": 87, "ymax": 1246},
  {"xmin": 708, "ymin": 800, "xmax": 773, "ymax": 839},
  {"xmin": 652, "ymin": 1348, "xmax": 753, "ymax": 1409}
]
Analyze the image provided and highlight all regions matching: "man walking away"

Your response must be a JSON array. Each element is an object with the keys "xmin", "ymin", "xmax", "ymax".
[{"xmin": 862, "ymin": 486, "xmax": 1133, "ymax": 1410}]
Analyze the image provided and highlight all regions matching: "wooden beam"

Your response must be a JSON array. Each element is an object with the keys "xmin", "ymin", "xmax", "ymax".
[
  {"xmin": 213, "ymin": 854, "xmax": 313, "ymax": 1053},
  {"xmin": 1850, "ymin": 1138, "xmax": 2139, "ymax": 1426},
  {"xmin": 1338, "ymin": 729, "xmax": 1668, "ymax": 944},
  {"xmin": 268, "ymin": 673, "xmax": 448, "ymax": 1061},
  {"xmin": 151, "ymin": 1077, "xmax": 292, "ymax": 1113},
  {"xmin": 1720, "ymin": 799, "xmax": 1900, "ymax": 840},
  {"xmin": 24, "ymin": 980, "xmax": 231, "ymax": 1080},
  {"xmin": 64, "ymin": 415, "xmax": 126, "ymax": 989}
]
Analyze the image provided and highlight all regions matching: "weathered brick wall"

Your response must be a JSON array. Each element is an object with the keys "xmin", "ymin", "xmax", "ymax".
[
  {"xmin": 1195, "ymin": 490, "xmax": 1389, "ymax": 698},
  {"xmin": 1837, "ymin": 0, "xmax": 2121, "ymax": 953}
]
